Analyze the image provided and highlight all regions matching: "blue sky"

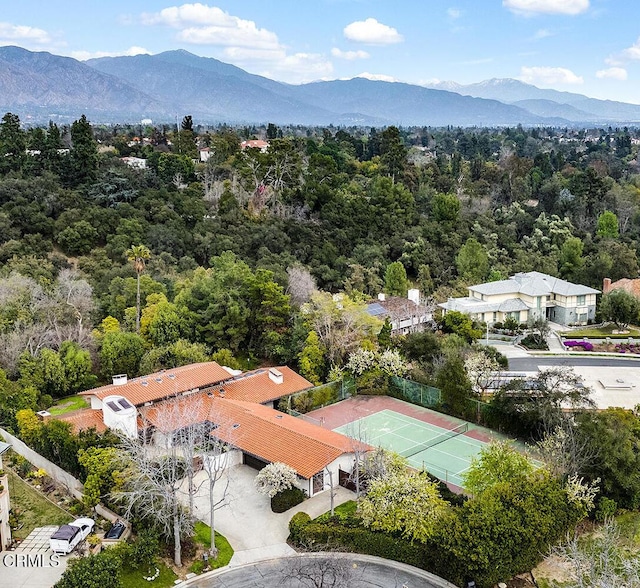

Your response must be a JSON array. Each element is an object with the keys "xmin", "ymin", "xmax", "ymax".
[{"xmin": 2, "ymin": 0, "xmax": 640, "ymax": 103}]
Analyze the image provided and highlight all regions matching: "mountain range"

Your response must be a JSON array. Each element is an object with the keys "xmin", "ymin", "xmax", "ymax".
[{"xmin": 1, "ymin": 46, "xmax": 640, "ymax": 127}]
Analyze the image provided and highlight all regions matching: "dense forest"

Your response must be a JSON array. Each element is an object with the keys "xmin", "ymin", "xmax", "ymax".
[{"xmin": 1, "ymin": 112, "xmax": 640, "ymax": 407}]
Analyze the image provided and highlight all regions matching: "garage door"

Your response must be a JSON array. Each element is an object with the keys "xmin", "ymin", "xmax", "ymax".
[{"xmin": 243, "ymin": 453, "xmax": 269, "ymax": 471}]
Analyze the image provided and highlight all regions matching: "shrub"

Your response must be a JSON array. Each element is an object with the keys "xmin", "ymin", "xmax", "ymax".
[
  {"xmin": 255, "ymin": 462, "xmax": 298, "ymax": 498},
  {"xmin": 126, "ymin": 528, "xmax": 159, "ymax": 570},
  {"xmin": 594, "ymin": 497, "xmax": 617, "ymax": 522},
  {"xmin": 520, "ymin": 334, "xmax": 549, "ymax": 350},
  {"xmin": 288, "ymin": 512, "xmax": 311, "ymax": 543},
  {"xmin": 563, "ymin": 340, "xmax": 594, "ymax": 351},
  {"xmin": 271, "ymin": 487, "xmax": 307, "ymax": 513}
]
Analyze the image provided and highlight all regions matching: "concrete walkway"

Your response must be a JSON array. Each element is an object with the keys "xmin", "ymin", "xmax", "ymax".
[{"xmin": 189, "ymin": 465, "xmax": 356, "ymax": 567}]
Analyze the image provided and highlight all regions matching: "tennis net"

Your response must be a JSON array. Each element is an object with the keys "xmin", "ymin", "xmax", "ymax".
[{"xmin": 400, "ymin": 422, "xmax": 469, "ymax": 458}]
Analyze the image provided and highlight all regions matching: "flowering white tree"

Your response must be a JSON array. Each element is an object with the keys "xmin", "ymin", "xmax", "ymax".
[
  {"xmin": 254, "ymin": 462, "xmax": 298, "ymax": 498},
  {"xmin": 346, "ymin": 348, "xmax": 376, "ymax": 376},
  {"xmin": 378, "ymin": 348, "xmax": 408, "ymax": 376}
]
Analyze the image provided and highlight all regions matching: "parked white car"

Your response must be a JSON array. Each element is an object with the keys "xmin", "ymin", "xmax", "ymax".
[{"xmin": 49, "ymin": 518, "xmax": 95, "ymax": 554}]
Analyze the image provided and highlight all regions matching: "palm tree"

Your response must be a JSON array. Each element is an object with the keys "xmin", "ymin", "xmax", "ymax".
[{"xmin": 126, "ymin": 244, "xmax": 151, "ymax": 333}]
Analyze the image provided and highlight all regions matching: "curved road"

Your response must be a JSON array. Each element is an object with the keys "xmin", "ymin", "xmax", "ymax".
[
  {"xmin": 183, "ymin": 553, "xmax": 457, "ymax": 588},
  {"xmin": 509, "ymin": 356, "xmax": 640, "ymax": 371}
]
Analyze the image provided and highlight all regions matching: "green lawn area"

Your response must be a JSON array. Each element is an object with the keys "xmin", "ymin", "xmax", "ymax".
[
  {"xmin": 8, "ymin": 470, "xmax": 72, "ymax": 540},
  {"xmin": 47, "ymin": 395, "xmax": 89, "ymax": 416},
  {"xmin": 314, "ymin": 499, "xmax": 358, "ymax": 522},
  {"xmin": 193, "ymin": 521, "xmax": 234, "ymax": 570},
  {"xmin": 560, "ymin": 323, "xmax": 640, "ymax": 338},
  {"xmin": 120, "ymin": 561, "xmax": 177, "ymax": 588}
]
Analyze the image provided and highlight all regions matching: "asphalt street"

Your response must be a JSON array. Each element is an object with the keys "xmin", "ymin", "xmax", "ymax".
[
  {"xmin": 184, "ymin": 554, "xmax": 456, "ymax": 588},
  {"xmin": 509, "ymin": 356, "xmax": 640, "ymax": 371}
]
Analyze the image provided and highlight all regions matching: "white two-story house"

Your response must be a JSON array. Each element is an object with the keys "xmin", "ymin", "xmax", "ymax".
[{"xmin": 439, "ymin": 271, "xmax": 599, "ymax": 327}]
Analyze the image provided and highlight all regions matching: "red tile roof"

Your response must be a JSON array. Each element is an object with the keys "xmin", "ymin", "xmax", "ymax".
[
  {"xmin": 220, "ymin": 367, "xmax": 312, "ymax": 404},
  {"xmin": 609, "ymin": 278, "xmax": 640, "ymax": 298},
  {"xmin": 79, "ymin": 362, "xmax": 232, "ymax": 406},
  {"xmin": 138, "ymin": 393, "xmax": 369, "ymax": 479},
  {"xmin": 58, "ymin": 409, "xmax": 108, "ymax": 434}
]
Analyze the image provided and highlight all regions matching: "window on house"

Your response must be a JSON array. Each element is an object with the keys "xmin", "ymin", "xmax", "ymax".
[{"xmin": 577, "ymin": 295, "xmax": 586, "ymax": 306}]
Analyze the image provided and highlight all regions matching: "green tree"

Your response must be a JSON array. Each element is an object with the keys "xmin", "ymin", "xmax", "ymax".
[
  {"xmin": 377, "ymin": 317, "xmax": 393, "ymax": 349},
  {"xmin": 360, "ymin": 470, "xmax": 449, "ymax": 543},
  {"xmin": 67, "ymin": 114, "xmax": 98, "ymax": 186},
  {"xmin": 78, "ymin": 446, "xmax": 121, "ymax": 508},
  {"xmin": 441, "ymin": 311, "xmax": 482, "ymax": 342},
  {"xmin": 126, "ymin": 244, "xmax": 151, "ymax": 333},
  {"xmin": 0, "ymin": 112, "xmax": 26, "ymax": 173},
  {"xmin": 431, "ymin": 193, "xmax": 460, "ymax": 223},
  {"xmin": 56, "ymin": 221, "xmax": 99, "ymax": 256},
  {"xmin": 441, "ymin": 470, "xmax": 584, "ymax": 588},
  {"xmin": 599, "ymin": 288, "xmax": 640, "ymax": 329},
  {"xmin": 596, "ymin": 210, "xmax": 619, "ymax": 239},
  {"xmin": 298, "ymin": 330, "xmax": 325, "ymax": 385},
  {"xmin": 576, "ymin": 408, "xmax": 640, "ymax": 509},
  {"xmin": 139, "ymin": 339, "xmax": 209, "ymax": 374},
  {"xmin": 54, "ymin": 549, "xmax": 122, "ymax": 588},
  {"xmin": 100, "ymin": 331, "xmax": 145, "ymax": 378},
  {"xmin": 384, "ymin": 261, "xmax": 409, "ymax": 296},
  {"xmin": 436, "ymin": 353, "xmax": 473, "ymax": 418},
  {"xmin": 456, "ymin": 238, "xmax": 489, "ymax": 283},
  {"xmin": 559, "ymin": 236, "xmax": 585, "ymax": 282},
  {"xmin": 463, "ymin": 441, "xmax": 534, "ymax": 496}
]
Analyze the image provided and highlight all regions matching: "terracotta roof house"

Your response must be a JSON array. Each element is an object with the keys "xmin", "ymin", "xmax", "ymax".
[
  {"xmin": 602, "ymin": 277, "xmax": 640, "ymax": 298},
  {"xmin": 366, "ymin": 289, "xmax": 432, "ymax": 335},
  {"xmin": 60, "ymin": 362, "xmax": 364, "ymax": 496},
  {"xmin": 439, "ymin": 271, "xmax": 600, "ymax": 327},
  {"xmin": 240, "ymin": 140, "xmax": 269, "ymax": 152}
]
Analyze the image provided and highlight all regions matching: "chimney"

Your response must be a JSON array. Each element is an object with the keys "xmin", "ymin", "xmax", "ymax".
[
  {"xmin": 603, "ymin": 278, "xmax": 612, "ymax": 294},
  {"xmin": 269, "ymin": 368, "xmax": 283, "ymax": 385},
  {"xmin": 112, "ymin": 374, "xmax": 128, "ymax": 386},
  {"xmin": 36, "ymin": 410, "xmax": 51, "ymax": 422},
  {"xmin": 407, "ymin": 288, "xmax": 420, "ymax": 306},
  {"xmin": 377, "ymin": 293, "xmax": 386, "ymax": 302}
]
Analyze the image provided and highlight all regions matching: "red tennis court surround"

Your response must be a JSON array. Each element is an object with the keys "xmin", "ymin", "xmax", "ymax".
[{"xmin": 306, "ymin": 395, "xmax": 495, "ymax": 444}]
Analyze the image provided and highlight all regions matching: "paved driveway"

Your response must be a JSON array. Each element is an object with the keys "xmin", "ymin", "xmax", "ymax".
[
  {"xmin": 0, "ymin": 527, "xmax": 69, "ymax": 588},
  {"xmin": 189, "ymin": 464, "xmax": 355, "ymax": 566}
]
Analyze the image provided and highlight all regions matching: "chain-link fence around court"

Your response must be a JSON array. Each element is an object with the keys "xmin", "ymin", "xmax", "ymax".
[{"xmin": 388, "ymin": 376, "xmax": 442, "ymax": 409}]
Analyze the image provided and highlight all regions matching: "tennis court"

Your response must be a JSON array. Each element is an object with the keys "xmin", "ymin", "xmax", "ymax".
[{"xmin": 334, "ymin": 408, "xmax": 487, "ymax": 490}]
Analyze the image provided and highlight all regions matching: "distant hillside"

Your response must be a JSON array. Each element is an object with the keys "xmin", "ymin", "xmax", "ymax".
[
  {"xmin": 0, "ymin": 46, "xmax": 164, "ymax": 120},
  {"xmin": 4, "ymin": 46, "xmax": 640, "ymax": 126},
  {"xmin": 427, "ymin": 78, "xmax": 640, "ymax": 123}
]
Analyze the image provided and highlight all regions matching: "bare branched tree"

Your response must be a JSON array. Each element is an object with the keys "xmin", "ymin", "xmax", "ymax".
[
  {"xmin": 535, "ymin": 418, "xmax": 597, "ymax": 479},
  {"xmin": 551, "ymin": 519, "xmax": 640, "ymax": 587},
  {"xmin": 286, "ymin": 265, "xmax": 317, "ymax": 308}
]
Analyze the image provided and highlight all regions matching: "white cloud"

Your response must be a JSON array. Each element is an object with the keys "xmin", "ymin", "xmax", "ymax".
[
  {"xmin": 519, "ymin": 66, "xmax": 584, "ymax": 85},
  {"xmin": 354, "ymin": 72, "xmax": 397, "ymax": 82},
  {"xmin": 621, "ymin": 37, "xmax": 640, "ymax": 60},
  {"xmin": 223, "ymin": 47, "xmax": 333, "ymax": 83},
  {"xmin": 0, "ymin": 22, "xmax": 52, "ymax": 45},
  {"xmin": 331, "ymin": 47, "xmax": 369, "ymax": 60},
  {"xmin": 142, "ymin": 4, "xmax": 279, "ymax": 50},
  {"xmin": 596, "ymin": 67, "xmax": 628, "ymax": 81},
  {"xmin": 72, "ymin": 46, "xmax": 150, "ymax": 61},
  {"xmin": 447, "ymin": 8, "xmax": 463, "ymax": 19},
  {"xmin": 343, "ymin": 18, "xmax": 403, "ymax": 45},
  {"xmin": 141, "ymin": 3, "xmax": 331, "ymax": 83},
  {"xmin": 503, "ymin": 0, "xmax": 589, "ymax": 16}
]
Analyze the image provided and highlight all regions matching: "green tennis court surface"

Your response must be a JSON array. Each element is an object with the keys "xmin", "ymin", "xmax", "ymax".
[{"xmin": 334, "ymin": 408, "xmax": 488, "ymax": 489}]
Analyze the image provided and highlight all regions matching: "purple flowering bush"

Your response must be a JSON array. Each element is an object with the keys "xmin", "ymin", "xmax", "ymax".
[{"xmin": 563, "ymin": 340, "xmax": 594, "ymax": 351}]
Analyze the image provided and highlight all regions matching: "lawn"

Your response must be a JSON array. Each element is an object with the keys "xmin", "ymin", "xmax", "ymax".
[
  {"xmin": 560, "ymin": 323, "xmax": 640, "ymax": 338},
  {"xmin": 7, "ymin": 470, "xmax": 72, "ymax": 540},
  {"xmin": 47, "ymin": 395, "xmax": 89, "ymax": 416},
  {"xmin": 314, "ymin": 499, "xmax": 358, "ymax": 522},
  {"xmin": 120, "ymin": 561, "xmax": 177, "ymax": 588},
  {"xmin": 193, "ymin": 521, "xmax": 234, "ymax": 570}
]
